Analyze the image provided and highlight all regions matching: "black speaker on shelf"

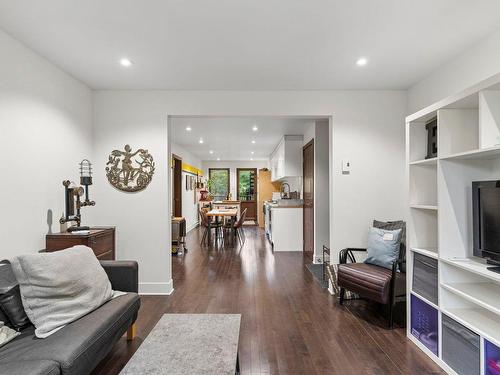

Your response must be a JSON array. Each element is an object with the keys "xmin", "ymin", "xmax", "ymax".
[{"xmin": 425, "ymin": 117, "xmax": 438, "ymax": 159}]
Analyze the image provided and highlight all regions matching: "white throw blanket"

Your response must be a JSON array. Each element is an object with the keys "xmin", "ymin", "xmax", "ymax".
[{"xmin": 9, "ymin": 246, "xmax": 114, "ymax": 338}]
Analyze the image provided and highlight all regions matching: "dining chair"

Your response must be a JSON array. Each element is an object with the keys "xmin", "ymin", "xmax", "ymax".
[
  {"xmin": 199, "ymin": 209, "xmax": 222, "ymax": 245},
  {"xmin": 225, "ymin": 208, "xmax": 247, "ymax": 245}
]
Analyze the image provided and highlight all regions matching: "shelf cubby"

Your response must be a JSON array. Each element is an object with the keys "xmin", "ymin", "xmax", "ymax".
[
  {"xmin": 479, "ymin": 90, "xmax": 500, "ymax": 149},
  {"xmin": 412, "ymin": 253, "xmax": 439, "ymax": 306},
  {"xmin": 410, "ymin": 294, "xmax": 439, "ymax": 356},
  {"xmin": 438, "ymin": 158, "xmax": 500, "ymax": 259},
  {"xmin": 438, "ymin": 108, "xmax": 479, "ymax": 158},
  {"xmin": 408, "ymin": 208, "xmax": 438, "ymax": 251},
  {"xmin": 408, "ymin": 120, "xmax": 435, "ymax": 163},
  {"xmin": 441, "ymin": 313, "xmax": 480, "ymax": 375},
  {"xmin": 441, "ymin": 288, "xmax": 500, "ymax": 348},
  {"xmin": 410, "ymin": 163, "xmax": 437, "ymax": 207}
]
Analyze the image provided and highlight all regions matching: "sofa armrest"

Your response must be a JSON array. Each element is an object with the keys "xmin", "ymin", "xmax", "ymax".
[{"xmin": 100, "ymin": 261, "xmax": 138, "ymax": 293}]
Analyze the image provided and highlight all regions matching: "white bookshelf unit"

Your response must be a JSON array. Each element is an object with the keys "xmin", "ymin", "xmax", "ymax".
[{"xmin": 406, "ymin": 74, "xmax": 500, "ymax": 375}]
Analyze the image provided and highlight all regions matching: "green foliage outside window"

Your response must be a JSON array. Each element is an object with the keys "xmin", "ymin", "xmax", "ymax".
[
  {"xmin": 238, "ymin": 170, "xmax": 255, "ymax": 201},
  {"xmin": 209, "ymin": 169, "xmax": 229, "ymax": 200}
]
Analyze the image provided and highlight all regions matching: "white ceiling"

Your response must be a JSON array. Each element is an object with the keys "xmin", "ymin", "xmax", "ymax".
[
  {"xmin": 171, "ymin": 117, "xmax": 320, "ymax": 161},
  {"xmin": 1, "ymin": 1, "xmax": 500, "ymax": 90}
]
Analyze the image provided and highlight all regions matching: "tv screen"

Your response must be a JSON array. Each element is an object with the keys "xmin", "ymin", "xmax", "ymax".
[{"xmin": 473, "ymin": 181, "xmax": 500, "ymax": 261}]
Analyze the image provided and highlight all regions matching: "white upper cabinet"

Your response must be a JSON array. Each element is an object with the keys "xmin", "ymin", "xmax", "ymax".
[{"xmin": 269, "ymin": 135, "xmax": 303, "ymax": 181}]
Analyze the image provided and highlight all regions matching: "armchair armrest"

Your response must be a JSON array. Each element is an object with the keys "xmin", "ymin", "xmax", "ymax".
[
  {"xmin": 339, "ymin": 248, "xmax": 367, "ymax": 264},
  {"xmin": 100, "ymin": 260, "xmax": 138, "ymax": 293}
]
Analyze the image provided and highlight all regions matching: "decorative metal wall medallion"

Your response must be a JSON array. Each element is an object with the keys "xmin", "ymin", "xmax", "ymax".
[{"xmin": 105, "ymin": 145, "xmax": 155, "ymax": 192}]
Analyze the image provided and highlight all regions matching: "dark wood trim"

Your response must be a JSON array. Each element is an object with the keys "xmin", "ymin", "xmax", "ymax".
[
  {"xmin": 172, "ymin": 154, "xmax": 182, "ymax": 217},
  {"xmin": 303, "ymin": 139, "xmax": 314, "ymax": 260},
  {"xmin": 208, "ymin": 168, "xmax": 230, "ymax": 200},
  {"xmin": 236, "ymin": 168, "xmax": 257, "ymax": 202},
  {"xmin": 237, "ymin": 168, "xmax": 258, "ymax": 223}
]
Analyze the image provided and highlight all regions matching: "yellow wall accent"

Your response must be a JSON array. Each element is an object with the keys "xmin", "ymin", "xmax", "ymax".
[{"xmin": 181, "ymin": 162, "xmax": 204, "ymax": 177}]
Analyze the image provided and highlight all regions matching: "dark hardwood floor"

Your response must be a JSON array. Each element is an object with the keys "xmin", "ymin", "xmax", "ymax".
[{"xmin": 93, "ymin": 226, "xmax": 444, "ymax": 375}]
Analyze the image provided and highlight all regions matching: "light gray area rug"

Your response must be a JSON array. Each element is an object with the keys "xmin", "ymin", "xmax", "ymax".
[{"xmin": 121, "ymin": 314, "xmax": 241, "ymax": 375}]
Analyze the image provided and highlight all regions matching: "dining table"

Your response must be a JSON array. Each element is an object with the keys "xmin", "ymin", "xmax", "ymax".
[{"xmin": 205, "ymin": 208, "xmax": 238, "ymax": 244}]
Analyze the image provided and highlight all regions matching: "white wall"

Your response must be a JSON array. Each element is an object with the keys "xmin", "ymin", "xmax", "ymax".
[
  {"xmin": 91, "ymin": 90, "xmax": 407, "ymax": 293},
  {"xmin": 408, "ymin": 28, "xmax": 500, "ymax": 113},
  {"xmin": 0, "ymin": 29, "xmax": 93, "ymax": 259},
  {"xmin": 171, "ymin": 143, "xmax": 202, "ymax": 232},
  {"xmin": 202, "ymin": 160, "xmax": 268, "ymax": 199}
]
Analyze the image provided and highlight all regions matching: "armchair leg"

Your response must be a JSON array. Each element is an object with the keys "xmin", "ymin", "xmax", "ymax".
[
  {"xmin": 388, "ymin": 303, "xmax": 394, "ymax": 330},
  {"xmin": 127, "ymin": 323, "xmax": 137, "ymax": 341},
  {"xmin": 339, "ymin": 288, "xmax": 345, "ymax": 305}
]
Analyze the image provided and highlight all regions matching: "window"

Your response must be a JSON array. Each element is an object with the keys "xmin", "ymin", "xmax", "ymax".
[
  {"xmin": 237, "ymin": 169, "xmax": 256, "ymax": 201},
  {"xmin": 208, "ymin": 168, "xmax": 230, "ymax": 201}
]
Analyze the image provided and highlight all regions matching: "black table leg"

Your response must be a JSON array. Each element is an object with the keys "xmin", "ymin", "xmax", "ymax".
[
  {"xmin": 235, "ymin": 352, "xmax": 240, "ymax": 375},
  {"xmin": 207, "ymin": 216, "xmax": 212, "ymax": 244}
]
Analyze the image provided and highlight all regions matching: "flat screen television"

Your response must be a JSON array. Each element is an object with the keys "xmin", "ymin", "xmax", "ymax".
[{"xmin": 473, "ymin": 180, "xmax": 500, "ymax": 269}]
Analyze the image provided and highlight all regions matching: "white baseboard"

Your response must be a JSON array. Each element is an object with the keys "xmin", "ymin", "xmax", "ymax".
[
  {"xmin": 139, "ymin": 279, "xmax": 174, "ymax": 295},
  {"xmin": 186, "ymin": 221, "xmax": 199, "ymax": 233}
]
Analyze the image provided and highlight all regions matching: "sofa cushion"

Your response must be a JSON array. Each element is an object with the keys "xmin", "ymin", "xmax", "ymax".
[
  {"xmin": 337, "ymin": 263, "xmax": 392, "ymax": 304},
  {"xmin": 0, "ymin": 293, "xmax": 140, "ymax": 375},
  {"xmin": 9, "ymin": 246, "xmax": 114, "ymax": 338},
  {"xmin": 364, "ymin": 227, "xmax": 402, "ymax": 269},
  {"xmin": 374, "ymin": 220, "xmax": 406, "ymax": 272},
  {"xmin": 0, "ymin": 359, "xmax": 60, "ymax": 375}
]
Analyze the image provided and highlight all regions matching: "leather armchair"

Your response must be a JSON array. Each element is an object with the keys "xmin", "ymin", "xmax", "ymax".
[{"xmin": 337, "ymin": 246, "xmax": 406, "ymax": 329}]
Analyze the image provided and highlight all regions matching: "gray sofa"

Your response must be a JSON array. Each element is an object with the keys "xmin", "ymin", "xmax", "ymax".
[{"xmin": 0, "ymin": 260, "xmax": 141, "ymax": 375}]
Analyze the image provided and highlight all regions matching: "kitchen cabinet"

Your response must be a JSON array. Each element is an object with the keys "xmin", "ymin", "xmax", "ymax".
[
  {"xmin": 269, "ymin": 207, "xmax": 303, "ymax": 251},
  {"xmin": 269, "ymin": 135, "xmax": 303, "ymax": 182}
]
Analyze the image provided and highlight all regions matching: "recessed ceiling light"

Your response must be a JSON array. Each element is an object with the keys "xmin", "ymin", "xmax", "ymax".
[
  {"xmin": 198, "ymin": 138, "xmax": 204, "ymax": 144},
  {"xmin": 251, "ymin": 151, "xmax": 254, "ymax": 155},
  {"xmin": 250, "ymin": 158, "xmax": 254, "ymax": 161},
  {"xmin": 356, "ymin": 57, "xmax": 368, "ymax": 66},
  {"xmin": 119, "ymin": 58, "xmax": 133, "ymax": 67},
  {"xmin": 217, "ymin": 157, "xmax": 220, "ymax": 161},
  {"xmin": 251, "ymin": 140, "xmax": 256, "ymax": 144},
  {"xmin": 209, "ymin": 150, "xmax": 214, "ymax": 154},
  {"xmin": 252, "ymin": 125, "xmax": 258, "ymax": 132},
  {"xmin": 185, "ymin": 126, "xmax": 192, "ymax": 131}
]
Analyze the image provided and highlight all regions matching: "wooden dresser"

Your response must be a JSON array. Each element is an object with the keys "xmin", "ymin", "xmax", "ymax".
[{"xmin": 45, "ymin": 227, "xmax": 115, "ymax": 260}]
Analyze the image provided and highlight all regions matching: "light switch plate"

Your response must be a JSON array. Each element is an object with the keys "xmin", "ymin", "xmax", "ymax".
[{"xmin": 342, "ymin": 159, "xmax": 351, "ymax": 174}]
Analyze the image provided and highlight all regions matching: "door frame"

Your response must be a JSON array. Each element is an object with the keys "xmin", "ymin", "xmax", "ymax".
[
  {"xmin": 236, "ymin": 168, "xmax": 258, "ymax": 223},
  {"xmin": 302, "ymin": 139, "xmax": 314, "ymax": 259},
  {"xmin": 172, "ymin": 153, "xmax": 182, "ymax": 217}
]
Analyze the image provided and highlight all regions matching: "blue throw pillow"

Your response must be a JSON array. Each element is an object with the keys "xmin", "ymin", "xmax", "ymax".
[{"xmin": 364, "ymin": 227, "xmax": 402, "ymax": 269}]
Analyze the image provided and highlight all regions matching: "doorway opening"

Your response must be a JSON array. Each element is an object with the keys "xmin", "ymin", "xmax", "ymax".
[
  {"xmin": 303, "ymin": 139, "xmax": 314, "ymax": 261},
  {"xmin": 172, "ymin": 154, "xmax": 182, "ymax": 217},
  {"xmin": 168, "ymin": 116, "xmax": 332, "ymax": 268}
]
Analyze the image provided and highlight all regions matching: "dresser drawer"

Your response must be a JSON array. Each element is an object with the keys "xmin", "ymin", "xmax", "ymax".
[
  {"xmin": 45, "ymin": 228, "xmax": 115, "ymax": 260},
  {"xmin": 90, "ymin": 233, "xmax": 114, "ymax": 257}
]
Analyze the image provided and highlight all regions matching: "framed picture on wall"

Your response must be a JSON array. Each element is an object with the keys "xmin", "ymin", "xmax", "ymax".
[{"xmin": 186, "ymin": 175, "xmax": 190, "ymax": 191}]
